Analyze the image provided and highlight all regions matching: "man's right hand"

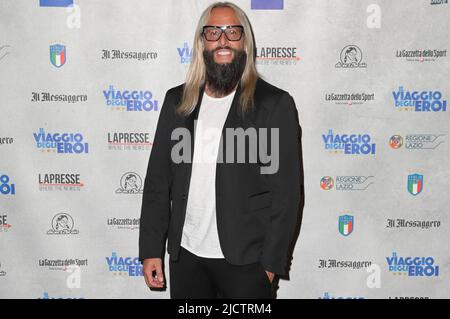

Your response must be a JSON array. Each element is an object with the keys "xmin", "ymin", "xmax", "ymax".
[{"xmin": 143, "ymin": 258, "xmax": 165, "ymax": 289}]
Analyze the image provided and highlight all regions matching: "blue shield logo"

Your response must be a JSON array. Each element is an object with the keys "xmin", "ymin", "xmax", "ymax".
[
  {"xmin": 339, "ymin": 215, "xmax": 354, "ymax": 236},
  {"xmin": 408, "ymin": 174, "xmax": 423, "ymax": 196},
  {"xmin": 50, "ymin": 44, "xmax": 66, "ymax": 68}
]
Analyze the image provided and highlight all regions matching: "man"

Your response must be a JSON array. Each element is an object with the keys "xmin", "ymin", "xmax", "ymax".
[{"xmin": 139, "ymin": 2, "xmax": 304, "ymax": 299}]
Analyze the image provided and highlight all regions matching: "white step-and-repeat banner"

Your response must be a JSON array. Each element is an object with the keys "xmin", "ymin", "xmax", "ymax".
[{"xmin": 0, "ymin": 0, "xmax": 449, "ymax": 299}]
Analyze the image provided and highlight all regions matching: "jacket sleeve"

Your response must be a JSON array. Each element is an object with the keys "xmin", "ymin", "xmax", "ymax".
[
  {"xmin": 260, "ymin": 92, "xmax": 305, "ymax": 277},
  {"xmin": 139, "ymin": 90, "xmax": 174, "ymax": 262}
]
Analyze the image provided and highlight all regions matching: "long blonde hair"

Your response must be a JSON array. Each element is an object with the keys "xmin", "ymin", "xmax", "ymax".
[{"xmin": 176, "ymin": 2, "xmax": 259, "ymax": 116}]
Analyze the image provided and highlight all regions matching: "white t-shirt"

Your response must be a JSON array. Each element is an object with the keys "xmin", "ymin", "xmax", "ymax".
[{"xmin": 180, "ymin": 90, "xmax": 236, "ymax": 258}]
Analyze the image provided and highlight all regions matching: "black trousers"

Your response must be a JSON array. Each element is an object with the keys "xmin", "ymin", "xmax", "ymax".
[{"xmin": 169, "ymin": 247, "xmax": 276, "ymax": 299}]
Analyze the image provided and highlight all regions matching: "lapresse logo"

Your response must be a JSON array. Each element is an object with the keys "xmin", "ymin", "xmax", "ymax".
[
  {"xmin": 103, "ymin": 86, "xmax": 158, "ymax": 112},
  {"xmin": 33, "ymin": 128, "xmax": 89, "ymax": 154},
  {"xmin": 107, "ymin": 132, "xmax": 151, "ymax": 151},
  {"xmin": 256, "ymin": 46, "xmax": 300, "ymax": 66},
  {"xmin": 389, "ymin": 134, "xmax": 445, "ymax": 150},
  {"xmin": 322, "ymin": 130, "xmax": 376, "ymax": 155},
  {"xmin": 387, "ymin": 252, "xmax": 439, "ymax": 277},
  {"xmin": 178, "ymin": 42, "xmax": 193, "ymax": 64},
  {"xmin": 392, "ymin": 87, "xmax": 447, "ymax": 112},
  {"xmin": 320, "ymin": 176, "xmax": 374, "ymax": 191},
  {"xmin": 106, "ymin": 252, "xmax": 143, "ymax": 276},
  {"xmin": 0, "ymin": 174, "xmax": 15, "ymax": 195},
  {"xmin": 39, "ymin": 173, "xmax": 84, "ymax": 191},
  {"xmin": 0, "ymin": 214, "xmax": 12, "ymax": 232}
]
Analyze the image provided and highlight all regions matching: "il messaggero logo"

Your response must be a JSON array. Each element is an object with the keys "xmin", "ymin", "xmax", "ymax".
[
  {"xmin": 101, "ymin": 49, "xmax": 157, "ymax": 61},
  {"xmin": 430, "ymin": 0, "xmax": 449, "ymax": 6},
  {"xmin": 318, "ymin": 258, "xmax": 372, "ymax": 270},
  {"xmin": 320, "ymin": 176, "xmax": 374, "ymax": 191},
  {"xmin": 0, "ymin": 174, "xmax": 15, "ymax": 195},
  {"xmin": 103, "ymin": 85, "xmax": 158, "ymax": 112},
  {"xmin": 0, "ymin": 136, "xmax": 13, "ymax": 145},
  {"xmin": 387, "ymin": 252, "xmax": 439, "ymax": 277},
  {"xmin": 47, "ymin": 213, "xmax": 79, "ymax": 235},
  {"xmin": 33, "ymin": 128, "xmax": 89, "ymax": 154},
  {"xmin": 106, "ymin": 252, "xmax": 143, "ymax": 276},
  {"xmin": 115, "ymin": 172, "xmax": 143, "ymax": 194},
  {"xmin": 178, "ymin": 42, "xmax": 193, "ymax": 64},
  {"xmin": 389, "ymin": 134, "xmax": 445, "ymax": 150},
  {"xmin": 392, "ymin": 87, "xmax": 447, "ymax": 112},
  {"xmin": 322, "ymin": 130, "xmax": 376, "ymax": 155},
  {"xmin": 31, "ymin": 91, "xmax": 87, "ymax": 104}
]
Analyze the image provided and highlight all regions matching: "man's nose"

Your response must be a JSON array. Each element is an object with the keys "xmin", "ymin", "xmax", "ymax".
[{"xmin": 218, "ymin": 31, "xmax": 229, "ymax": 46}]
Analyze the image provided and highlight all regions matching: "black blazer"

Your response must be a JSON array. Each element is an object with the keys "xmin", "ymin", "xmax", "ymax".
[{"xmin": 139, "ymin": 78, "xmax": 304, "ymax": 277}]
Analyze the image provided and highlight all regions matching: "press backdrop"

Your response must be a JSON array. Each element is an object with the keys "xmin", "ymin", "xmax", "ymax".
[{"xmin": 0, "ymin": 0, "xmax": 449, "ymax": 299}]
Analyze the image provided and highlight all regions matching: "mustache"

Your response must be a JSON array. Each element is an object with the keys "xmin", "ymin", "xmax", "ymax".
[{"xmin": 212, "ymin": 46, "xmax": 237, "ymax": 53}]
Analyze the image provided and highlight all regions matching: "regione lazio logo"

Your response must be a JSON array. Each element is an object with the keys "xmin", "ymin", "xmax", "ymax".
[
  {"xmin": 320, "ymin": 176, "xmax": 334, "ymax": 190},
  {"xmin": 50, "ymin": 44, "xmax": 66, "ymax": 68},
  {"xmin": 339, "ymin": 215, "xmax": 354, "ymax": 236},
  {"xmin": 408, "ymin": 174, "xmax": 423, "ymax": 196}
]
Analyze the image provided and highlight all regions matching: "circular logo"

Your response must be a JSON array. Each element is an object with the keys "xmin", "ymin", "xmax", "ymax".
[
  {"xmin": 340, "ymin": 45, "xmax": 363, "ymax": 65},
  {"xmin": 119, "ymin": 172, "xmax": 143, "ymax": 193},
  {"xmin": 320, "ymin": 176, "xmax": 334, "ymax": 190},
  {"xmin": 50, "ymin": 213, "xmax": 75, "ymax": 234},
  {"xmin": 389, "ymin": 135, "xmax": 403, "ymax": 149}
]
